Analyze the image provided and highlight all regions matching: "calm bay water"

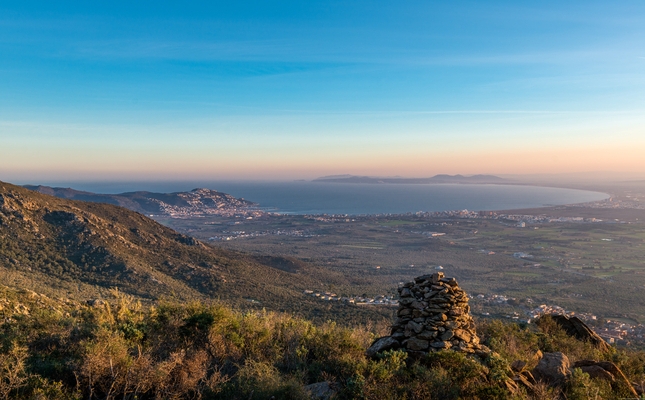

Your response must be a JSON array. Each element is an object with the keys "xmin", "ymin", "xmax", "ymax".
[{"xmin": 39, "ymin": 181, "xmax": 610, "ymax": 215}]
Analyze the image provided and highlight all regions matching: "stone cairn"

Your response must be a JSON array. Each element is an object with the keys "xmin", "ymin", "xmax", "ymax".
[{"xmin": 367, "ymin": 272, "xmax": 489, "ymax": 358}]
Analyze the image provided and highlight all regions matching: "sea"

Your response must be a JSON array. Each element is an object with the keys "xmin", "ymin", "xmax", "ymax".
[{"xmin": 39, "ymin": 181, "xmax": 610, "ymax": 216}]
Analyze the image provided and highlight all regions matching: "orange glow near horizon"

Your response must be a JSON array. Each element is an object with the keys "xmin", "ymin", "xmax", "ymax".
[{"xmin": 3, "ymin": 140, "xmax": 645, "ymax": 182}]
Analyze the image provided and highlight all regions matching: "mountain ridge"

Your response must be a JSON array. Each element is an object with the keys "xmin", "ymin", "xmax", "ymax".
[
  {"xmin": 23, "ymin": 185, "xmax": 256, "ymax": 217},
  {"xmin": 313, "ymin": 174, "xmax": 509, "ymax": 184},
  {"xmin": 0, "ymin": 180, "xmax": 348, "ymax": 317}
]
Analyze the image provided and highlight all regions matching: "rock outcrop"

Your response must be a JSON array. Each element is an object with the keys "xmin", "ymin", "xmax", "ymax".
[
  {"xmin": 304, "ymin": 382, "xmax": 336, "ymax": 400},
  {"xmin": 548, "ymin": 314, "xmax": 610, "ymax": 351},
  {"xmin": 528, "ymin": 355, "xmax": 639, "ymax": 396},
  {"xmin": 367, "ymin": 272, "xmax": 489, "ymax": 358},
  {"xmin": 532, "ymin": 352, "xmax": 571, "ymax": 386},
  {"xmin": 572, "ymin": 360, "xmax": 638, "ymax": 397}
]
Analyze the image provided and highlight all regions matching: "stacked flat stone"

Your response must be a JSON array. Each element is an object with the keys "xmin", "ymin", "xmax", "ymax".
[{"xmin": 390, "ymin": 272, "xmax": 485, "ymax": 355}]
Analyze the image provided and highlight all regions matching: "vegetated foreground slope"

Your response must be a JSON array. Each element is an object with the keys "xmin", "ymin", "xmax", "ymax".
[
  {"xmin": 0, "ymin": 181, "xmax": 383, "ymax": 321},
  {"xmin": 0, "ymin": 277, "xmax": 643, "ymax": 399}
]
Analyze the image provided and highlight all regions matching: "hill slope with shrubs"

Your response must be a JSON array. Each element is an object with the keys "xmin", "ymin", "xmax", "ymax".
[
  {"xmin": 0, "ymin": 181, "xmax": 388, "ymax": 324},
  {"xmin": 0, "ymin": 286, "xmax": 644, "ymax": 399},
  {"xmin": 3, "ymin": 180, "xmax": 645, "ymax": 398}
]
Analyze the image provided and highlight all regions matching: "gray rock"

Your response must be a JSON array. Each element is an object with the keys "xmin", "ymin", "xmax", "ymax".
[
  {"xmin": 304, "ymin": 381, "xmax": 336, "ymax": 400},
  {"xmin": 86, "ymin": 299, "xmax": 105, "ymax": 307},
  {"xmin": 417, "ymin": 331, "xmax": 437, "ymax": 340},
  {"xmin": 415, "ymin": 274, "xmax": 434, "ymax": 283},
  {"xmin": 573, "ymin": 360, "xmax": 638, "ymax": 397},
  {"xmin": 391, "ymin": 331, "xmax": 405, "ymax": 339},
  {"xmin": 532, "ymin": 352, "xmax": 571, "ymax": 386},
  {"xmin": 548, "ymin": 315, "xmax": 611, "ymax": 352},
  {"xmin": 399, "ymin": 298, "xmax": 414, "ymax": 306},
  {"xmin": 366, "ymin": 336, "xmax": 400, "ymax": 359},
  {"xmin": 406, "ymin": 338, "xmax": 429, "ymax": 351},
  {"xmin": 433, "ymin": 313, "xmax": 447, "ymax": 322},
  {"xmin": 441, "ymin": 330, "xmax": 454, "ymax": 341},
  {"xmin": 397, "ymin": 308, "xmax": 412, "ymax": 316},
  {"xmin": 579, "ymin": 365, "xmax": 615, "ymax": 382},
  {"xmin": 426, "ymin": 307, "xmax": 449, "ymax": 313},
  {"xmin": 411, "ymin": 300, "xmax": 427, "ymax": 310},
  {"xmin": 406, "ymin": 321, "xmax": 424, "ymax": 334}
]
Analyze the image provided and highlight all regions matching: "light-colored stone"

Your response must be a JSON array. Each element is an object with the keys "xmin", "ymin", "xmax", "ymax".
[
  {"xmin": 532, "ymin": 352, "xmax": 571, "ymax": 386},
  {"xmin": 454, "ymin": 329, "xmax": 471, "ymax": 342},
  {"xmin": 304, "ymin": 382, "xmax": 336, "ymax": 400}
]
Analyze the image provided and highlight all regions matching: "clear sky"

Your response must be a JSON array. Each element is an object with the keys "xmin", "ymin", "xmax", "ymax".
[{"xmin": 1, "ymin": 1, "xmax": 644, "ymax": 181}]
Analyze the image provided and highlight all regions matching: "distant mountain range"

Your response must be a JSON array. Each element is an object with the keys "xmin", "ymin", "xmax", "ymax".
[
  {"xmin": 23, "ymin": 185, "xmax": 256, "ymax": 217},
  {"xmin": 313, "ymin": 174, "xmax": 509, "ymax": 184}
]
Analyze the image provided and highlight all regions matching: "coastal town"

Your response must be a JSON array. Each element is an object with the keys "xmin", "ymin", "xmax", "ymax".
[
  {"xmin": 301, "ymin": 195, "xmax": 642, "ymax": 225},
  {"xmin": 204, "ymin": 204, "xmax": 624, "ymax": 241},
  {"xmin": 471, "ymin": 293, "xmax": 645, "ymax": 347},
  {"xmin": 208, "ymin": 228, "xmax": 317, "ymax": 241},
  {"xmin": 302, "ymin": 290, "xmax": 399, "ymax": 306},
  {"xmin": 301, "ymin": 286, "xmax": 645, "ymax": 347}
]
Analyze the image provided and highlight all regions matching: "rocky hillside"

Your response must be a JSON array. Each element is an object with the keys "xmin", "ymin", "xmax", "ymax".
[
  {"xmin": 1, "ymin": 180, "xmax": 376, "ymax": 321},
  {"xmin": 23, "ymin": 185, "xmax": 256, "ymax": 217}
]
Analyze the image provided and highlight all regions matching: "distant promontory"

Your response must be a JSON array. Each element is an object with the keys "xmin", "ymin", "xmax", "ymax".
[{"xmin": 313, "ymin": 174, "xmax": 509, "ymax": 184}]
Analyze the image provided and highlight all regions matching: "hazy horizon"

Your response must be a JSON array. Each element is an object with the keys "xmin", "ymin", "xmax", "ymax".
[
  {"xmin": 2, "ymin": 1, "xmax": 644, "ymax": 181},
  {"xmin": 10, "ymin": 170, "xmax": 645, "ymax": 195}
]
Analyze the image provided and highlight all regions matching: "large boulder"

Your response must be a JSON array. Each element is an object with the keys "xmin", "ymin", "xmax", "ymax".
[
  {"xmin": 365, "ymin": 336, "xmax": 400, "ymax": 359},
  {"xmin": 532, "ymin": 352, "xmax": 571, "ymax": 386},
  {"xmin": 578, "ymin": 365, "xmax": 615, "ymax": 382},
  {"xmin": 548, "ymin": 315, "xmax": 610, "ymax": 351},
  {"xmin": 304, "ymin": 382, "xmax": 336, "ymax": 400},
  {"xmin": 573, "ymin": 360, "xmax": 638, "ymax": 397}
]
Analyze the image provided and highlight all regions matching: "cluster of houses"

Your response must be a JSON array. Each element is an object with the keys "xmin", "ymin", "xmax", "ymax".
[
  {"xmin": 305, "ymin": 215, "xmax": 358, "ymax": 222},
  {"xmin": 208, "ymin": 229, "xmax": 316, "ymax": 241},
  {"xmin": 596, "ymin": 320, "xmax": 645, "ymax": 346},
  {"xmin": 302, "ymin": 284, "xmax": 645, "ymax": 346},
  {"xmin": 409, "ymin": 209, "xmax": 606, "ymax": 225},
  {"xmin": 472, "ymin": 293, "xmax": 598, "ymax": 323},
  {"xmin": 526, "ymin": 304, "xmax": 597, "ymax": 323},
  {"xmin": 471, "ymin": 292, "xmax": 645, "ymax": 346},
  {"xmin": 582, "ymin": 196, "xmax": 644, "ymax": 210},
  {"xmin": 302, "ymin": 290, "xmax": 398, "ymax": 306}
]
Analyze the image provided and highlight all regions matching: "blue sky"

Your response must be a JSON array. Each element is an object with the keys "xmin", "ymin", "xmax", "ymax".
[{"xmin": 1, "ymin": 1, "xmax": 644, "ymax": 180}]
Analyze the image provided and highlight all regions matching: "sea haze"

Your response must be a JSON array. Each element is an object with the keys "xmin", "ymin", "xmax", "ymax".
[{"xmin": 33, "ymin": 181, "xmax": 610, "ymax": 215}]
